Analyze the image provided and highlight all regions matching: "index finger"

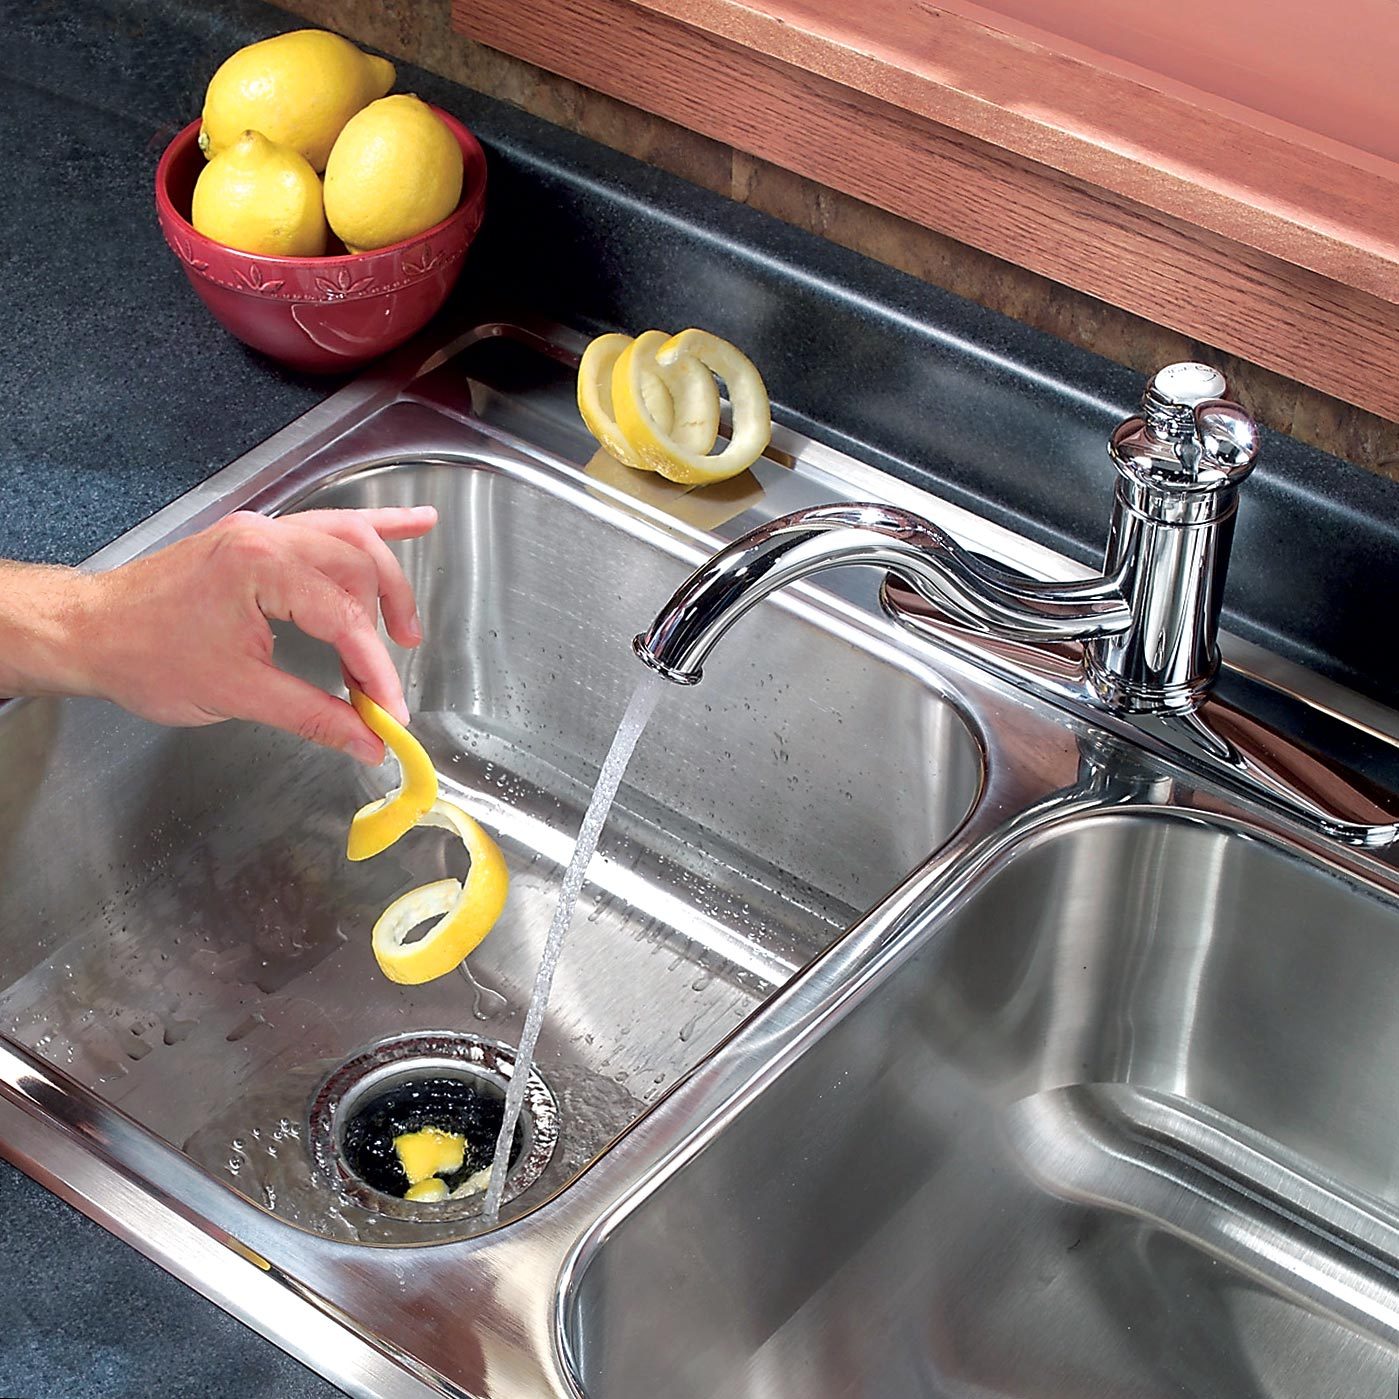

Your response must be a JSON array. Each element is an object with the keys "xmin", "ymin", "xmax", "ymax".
[
  {"xmin": 293, "ymin": 506, "xmax": 438, "ymax": 543},
  {"xmin": 261, "ymin": 565, "xmax": 409, "ymax": 723}
]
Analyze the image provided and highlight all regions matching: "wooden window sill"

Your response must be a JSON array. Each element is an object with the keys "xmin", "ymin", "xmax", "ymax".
[{"xmin": 452, "ymin": 0, "xmax": 1399, "ymax": 421}]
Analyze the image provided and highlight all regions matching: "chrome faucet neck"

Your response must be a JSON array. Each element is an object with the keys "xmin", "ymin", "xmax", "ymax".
[
  {"xmin": 1084, "ymin": 364, "xmax": 1260, "ymax": 712},
  {"xmin": 636, "ymin": 362, "xmax": 1260, "ymax": 716}
]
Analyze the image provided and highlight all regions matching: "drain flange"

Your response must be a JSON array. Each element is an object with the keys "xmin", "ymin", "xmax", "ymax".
[{"xmin": 308, "ymin": 1031, "xmax": 558, "ymax": 1219}]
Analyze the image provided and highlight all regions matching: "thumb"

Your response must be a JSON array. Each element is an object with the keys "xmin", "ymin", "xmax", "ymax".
[{"xmin": 235, "ymin": 666, "xmax": 385, "ymax": 764}]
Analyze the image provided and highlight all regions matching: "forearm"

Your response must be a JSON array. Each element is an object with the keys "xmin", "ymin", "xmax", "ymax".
[{"xmin": 0, "ymin": 561, "xmax": 103, "ymax": 699}]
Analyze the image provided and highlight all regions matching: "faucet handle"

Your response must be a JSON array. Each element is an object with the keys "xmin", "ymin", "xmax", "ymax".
[
  {"xmin": 1192, "ymin": 399, "xmax": 1260, "ymax": 477},
  {"xmin": 1112, "ymin": 363, "xmax": 1260, "ymax": 499},
  {"xmin": 1144, "ymin": 362, "xmax": 1229, "ymax": 428}
]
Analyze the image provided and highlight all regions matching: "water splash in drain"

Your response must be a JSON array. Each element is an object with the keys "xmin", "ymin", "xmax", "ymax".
[{"xmin": 481, "ymin": 671, "xmax": 664, "ymax": 1220}]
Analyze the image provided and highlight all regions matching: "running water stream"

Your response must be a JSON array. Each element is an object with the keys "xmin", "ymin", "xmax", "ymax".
[{"xmin": 481, "ymin": 670, "xmax": 666, "ymax": 1221}]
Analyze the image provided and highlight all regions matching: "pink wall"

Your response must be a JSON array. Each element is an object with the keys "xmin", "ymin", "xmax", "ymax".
[{"xmin": 948, "ymin": 0, "xmax": 1399, "ymax": 166}]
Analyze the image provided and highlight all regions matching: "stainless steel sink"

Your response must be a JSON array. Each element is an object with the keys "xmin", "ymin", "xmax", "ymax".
[
  {"xmin": 564, "ymin": 808, "xmax": 1399, "ymax": 1399},
  {"xmin": 3, "ymin": 323, "xmax": 1398, "ymax": 1398},
  {"xmin": 0, "ymin": 430, "xmax": 982, "ymax": 1246}
]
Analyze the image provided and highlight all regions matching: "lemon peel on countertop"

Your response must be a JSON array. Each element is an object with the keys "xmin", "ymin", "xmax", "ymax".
[
  {"xmin": 612, "ymin": 328, "xmax": 771, "ymax": 485},
  {"xmin": 577, "ymin": 331, "xmax": 721, "ymax": 472}
]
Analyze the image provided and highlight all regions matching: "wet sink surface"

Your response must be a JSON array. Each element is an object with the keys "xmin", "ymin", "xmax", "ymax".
[
  {"xmin": 565, "ymin": 810, "xmax": 1399, "ymax": 1398},
  {"xmin": 0, "ymin": 453, "xmax": 982, "ymax": 1242}
]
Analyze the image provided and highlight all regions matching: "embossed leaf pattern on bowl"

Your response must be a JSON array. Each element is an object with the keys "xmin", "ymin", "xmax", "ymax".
[
  {"xmin": 174, "ymin": 235, "xmax": 209, "ymax": 273},
  {"xmin": 235, "ymin": 264, "xmax": 286, "ymax": 294},
  {"xmin": 314, "ymin": 267, "xmax": 376, "ymax": 297},
  {"xmin": 402, "ymin": 246, "xmax": 445, "ymax": 280}
]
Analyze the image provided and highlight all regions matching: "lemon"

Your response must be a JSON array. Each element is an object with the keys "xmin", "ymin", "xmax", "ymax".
[
  {"xmin": 577, "ymin": 332, "xmax": 721, "ymax": 472},
  {"xmin": 323, "ymin": 95, "xmax": 464, "ymax": 253},
  {"xmin": 191, "ymin": 130, "xmax": 327, "ymax": 257},
  {"xmin": 612, "ymin": 329, "xmax": 771, "ymax": 485},
  {"xmin": 370, "ymin": 801, "xmax": 510, "ymax": 985},
  {"xmin": 405, "ymin": 1178, "xmax": 450, "ymax": 1202},
  {"xmin": 345, "ymin": 688, "xmax": 439, "ymax": 861},
  {"xmin": 199, "ymin": 29, "xmax": 394, "ymax": 172}
]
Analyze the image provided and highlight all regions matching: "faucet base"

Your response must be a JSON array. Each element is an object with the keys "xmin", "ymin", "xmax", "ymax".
[
  {"xmin": 1082, "ymin": 649, "xmax": 1217, "ymax": 716},
  {"xmin": 882, "ymin": 577, "xmax": 1399, "ymax": 848}
]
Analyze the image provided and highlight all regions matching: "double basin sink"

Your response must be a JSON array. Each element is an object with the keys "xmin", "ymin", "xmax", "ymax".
[{"xmin": 2, "ymin": 325, "xmax": 1398, "ymax": 1397}]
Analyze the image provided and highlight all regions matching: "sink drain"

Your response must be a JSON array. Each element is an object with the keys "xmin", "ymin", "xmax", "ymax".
[{"xmin": 308, "ymin": 1032, "xmax": 558, "ymax": 1219}]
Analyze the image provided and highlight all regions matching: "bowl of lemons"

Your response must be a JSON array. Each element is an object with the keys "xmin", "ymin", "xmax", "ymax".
[{"xmin": 156, "ymin": 29, "xmax": 487, "ymax": 372}]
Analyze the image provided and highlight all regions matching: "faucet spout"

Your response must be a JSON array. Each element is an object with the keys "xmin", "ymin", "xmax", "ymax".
[{"xmin": 633, "ymin": 502, "xmax": 1132, "ymax": 685}]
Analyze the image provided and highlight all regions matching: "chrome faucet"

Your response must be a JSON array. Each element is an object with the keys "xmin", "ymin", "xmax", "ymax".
[{"xmin": 635, "ymin": 363, "xmax": 1399, "ymax": 846}]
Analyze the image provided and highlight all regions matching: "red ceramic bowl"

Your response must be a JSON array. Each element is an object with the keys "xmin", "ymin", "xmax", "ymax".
[{"xmin": 155, "ymin": 109, "xmax": 487, "ymax": 373}]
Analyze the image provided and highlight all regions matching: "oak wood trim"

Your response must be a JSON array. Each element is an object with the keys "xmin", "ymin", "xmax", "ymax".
[
  {"xmin": 452, "ymin": 0, "xmax": 1399, "ymax": 421},
  {"xmin": 624, "ymin": 0, "xmax": 1399, "ymax": 302}
]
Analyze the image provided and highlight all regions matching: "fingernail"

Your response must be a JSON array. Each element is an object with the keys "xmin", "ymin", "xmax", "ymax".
[
  {"xmin": 350, "ymin": 738, "xmax": 382, "ymax": 765},
  {"xmin": 408, "ymin": 611, "xmax": 423, "ymax": 643}
]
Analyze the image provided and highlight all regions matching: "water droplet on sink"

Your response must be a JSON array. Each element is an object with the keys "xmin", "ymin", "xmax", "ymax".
[
  {"xmin": 226, "ymin": 1011, "xmax": 269, "ymax": 1043},
  {"xmin": 162, "ymin": 1017, "xmax": 198, "ymax": 1046}
]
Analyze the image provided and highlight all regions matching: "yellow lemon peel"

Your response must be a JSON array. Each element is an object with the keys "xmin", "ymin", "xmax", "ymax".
[
  {"xmin": 345, "ymin": 692, "xmax": 509, "ymax": 982},
  {"xmin": 577, "ymin": 331, "xmax": 720, "ymax": 472},
  {"xmin": 404, "ymin": 1178, "xmax": 450, "ymax": 1202},
  {"xmin": 394, "ymin": 1126, "xmax": 466, "ymax": 1185},
  {"xmin": 611, "ymin": 328, "xmax": 771, "ymax": 485},
  {"xmin": 370, "ymin": 800, "xmax": 510, "ymax": 985},
  {"xmin": 346, "ymin": 688, "xmax": 438, "ymax": 862}
]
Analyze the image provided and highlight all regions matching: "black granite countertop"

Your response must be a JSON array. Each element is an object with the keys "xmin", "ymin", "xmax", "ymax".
[{"xmin": 5, "ymin": 0, "xmax": 1399, "ymax": 1395}]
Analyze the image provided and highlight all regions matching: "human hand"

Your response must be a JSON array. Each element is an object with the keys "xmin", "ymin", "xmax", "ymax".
[{"xmin": 72, "ymin": 506, "xmax": 438, "ymax": 763}]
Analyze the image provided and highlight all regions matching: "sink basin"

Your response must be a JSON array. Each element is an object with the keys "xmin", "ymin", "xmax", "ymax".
[
  {"xmin": 564, "ymin": 809, "xmax": 1399, "ymax": 1398},
  {"xmin": 0, "ymin": 438, "xmax": 982, "ymax": 1243}
]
